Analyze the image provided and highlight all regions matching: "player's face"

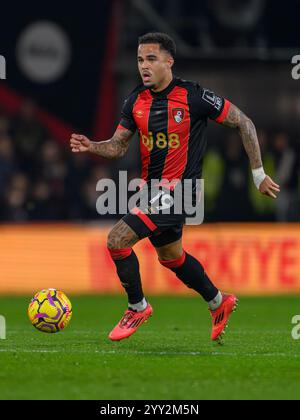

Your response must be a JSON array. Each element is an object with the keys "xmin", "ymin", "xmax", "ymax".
[{"xmin": 137, "ymin": 44, "xmax": 174, "ymax": 90}]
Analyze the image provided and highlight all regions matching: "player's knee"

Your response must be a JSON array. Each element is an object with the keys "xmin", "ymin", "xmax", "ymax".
[
  {"xmin": 158, "ymin": 249, "xmax": 182, "ymax": 260},
  {"xmin": 159, "ymin": 251, "xmax": 186, "ymax": 270},
  {"xmin": 107, "ymin": 229, "xmax": 117, "ymax": 250},
  {"xmin": 107, "ymin": 219, "xmax": 139, "ymax": 251},
  {"xmin": 156, "ymin": 241, "xmax": 183, "ymax": 262},
  {"xmin": 107, "ymin": 230, "xmax": 133, "ymax": 261}
]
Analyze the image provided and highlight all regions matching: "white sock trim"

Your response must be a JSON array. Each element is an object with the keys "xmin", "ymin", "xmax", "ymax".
[
  {"xmin": 208, "ymin": 291, "xmax": 223, "ymax": 311},
  {"xmin": 128, "ymin": 298, "xmax": 147, "ymax": 312}
]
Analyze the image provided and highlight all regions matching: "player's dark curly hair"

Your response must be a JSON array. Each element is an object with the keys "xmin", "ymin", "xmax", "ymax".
[{"xmin": 138, "ymin": 32, "xmax": 176, "ymax": 59}]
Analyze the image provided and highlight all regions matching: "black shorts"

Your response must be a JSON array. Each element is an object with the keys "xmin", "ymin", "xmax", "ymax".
[
  {"xmin": 122, "ymin": 210, "xmax": 183, "ymax": 248},
  {"xmin": 122, "ymin": 183, "xmax": 190, "ymax": 247}
]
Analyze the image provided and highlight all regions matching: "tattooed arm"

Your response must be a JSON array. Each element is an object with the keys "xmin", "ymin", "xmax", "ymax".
[
  {"xmin": 70, "ymin": 128, "xmax": 134, "ymax": 159},
  {"xmin": 221, "ymin": 103, "xmax": 262, "ymax": 169},
  {"xmin": 220, "ymin": 103, "xmax": 280, "ymax": 198}
]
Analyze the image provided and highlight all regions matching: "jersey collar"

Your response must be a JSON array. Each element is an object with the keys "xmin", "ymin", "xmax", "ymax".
[{"xmin": 149, "ymin": 77, "xmax": 178, "ymax": 98}]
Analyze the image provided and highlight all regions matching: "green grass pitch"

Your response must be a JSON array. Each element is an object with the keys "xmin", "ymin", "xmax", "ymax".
[{"xmin": 0, "ymin": 295, "xmax": 300, "ymax": 400}]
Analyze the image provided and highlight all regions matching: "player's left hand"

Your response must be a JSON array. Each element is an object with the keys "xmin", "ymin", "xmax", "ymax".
[{"xmin": 259, "ymin": 175, "xmax": 280, "ymax": 199}]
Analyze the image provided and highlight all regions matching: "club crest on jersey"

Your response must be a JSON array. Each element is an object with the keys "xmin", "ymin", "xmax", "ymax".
[{"xmin": 172, "ymin": 108, "xmax": 184, "ymax": 124}]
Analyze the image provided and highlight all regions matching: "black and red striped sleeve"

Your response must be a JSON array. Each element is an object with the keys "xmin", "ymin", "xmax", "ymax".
[
  {"xmin": 193, "ymin": 85, "xmax": 231, "ymax": 123},
  {"xmin": 117, "ymin": 94, "xmax": 137, "ymax": 133}
]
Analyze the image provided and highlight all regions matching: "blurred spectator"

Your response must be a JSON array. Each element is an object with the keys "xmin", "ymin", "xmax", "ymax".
[
  {"xmin": 248, "ymin": 129, "xmax": 275, "ymax": 221},
  {"xmin": 273, "ymin": 133, "xmax": 299, "ymax": 221},
  {"xmin": 216, "ymin": 132, "xmax": 253, "ymax": 221},
  {"xmin": 0, "ymin": 115, "xmax": 11, "ymax": 136},
  {"xmin": 36, "ymin": 140, "xmax": 69, "ymax": 219},
  {"xmin": 38, "ymin": 140, "xmax": 67, "ymax": 201},
  {"xmin": 12, "ymin": 99, "xmax": 46, "ymax": 174},
  {"xmin": 65, "ymin": 153, "xmax": 91, "ymax": 219},
  {"xmin": 0, "ymin": 134, "xmax": 16, "ymax": 196},
  {"xmin": 203, "ymin": 146, "xmax": 224, "ymax": 218},
  {"xmin": 0, "ymin": 173, "xmax": 29, "ymax": 222},
  {"xmin": 27, "ymin": 180, "xmax": 57, "ymax": 221},
  {"xmin": 80, "ymin": 166, "xmax": 114, "ymax": 220}
]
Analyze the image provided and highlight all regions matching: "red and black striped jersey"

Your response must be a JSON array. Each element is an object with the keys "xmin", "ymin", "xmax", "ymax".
[{"xmin": 118, "ymin": 77, "xmax": 230, "ymax": 185}]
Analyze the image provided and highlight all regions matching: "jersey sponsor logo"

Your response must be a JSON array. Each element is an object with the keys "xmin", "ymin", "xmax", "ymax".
[
  {"xmin": 172, "ymin": 108, "xmax": 185, "ymax": 124},
  {"xmin": 202, "ymin": 89, "xmax": 223, "ymax": 111},
  {"xmin": 141, "ymin": 131, "xmax": 181, "ymax": 152}
]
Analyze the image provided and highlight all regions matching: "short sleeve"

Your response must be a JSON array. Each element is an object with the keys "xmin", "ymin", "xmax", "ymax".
[
  {"xmin": 194, "ymin": 86, "xmax": 231, "ymax": 123},
  {"xmin": 118, "ymin": 96, "xmax": 137, "ymax": 132}
]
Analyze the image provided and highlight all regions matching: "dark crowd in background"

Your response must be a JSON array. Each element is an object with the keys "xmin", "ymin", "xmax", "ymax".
[
  {"xmin": 0, "ymin": 101, "xmax": 299, "ymax": 224},
  {"xmin": 0, "ymin": 0, "xmax": 299, "ymax": 225}
]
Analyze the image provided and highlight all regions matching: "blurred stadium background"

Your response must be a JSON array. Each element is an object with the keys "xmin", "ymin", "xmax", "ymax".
[{"xmin": 0, "ymin": 0, "xmax": 299, "ymax": 297}]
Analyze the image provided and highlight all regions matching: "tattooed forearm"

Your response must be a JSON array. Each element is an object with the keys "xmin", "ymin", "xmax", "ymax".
[
  {"xmin": 221, "ymin": 104, "xmax": 263, "ymax": 169},
  {"xmin": 89, "ymin": 128, "xmax": 134, "ymax": 159}
]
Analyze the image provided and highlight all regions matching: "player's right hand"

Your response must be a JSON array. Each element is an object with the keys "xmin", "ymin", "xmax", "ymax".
[{"xmin": 70, "ymin": 134, "xmax": 91, "ymax": 153}]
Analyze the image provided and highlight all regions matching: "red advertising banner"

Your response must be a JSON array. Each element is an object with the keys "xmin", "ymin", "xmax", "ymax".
[{"xmin": 0, "ymin": 224, "xmax": 299, "ymax": 295}]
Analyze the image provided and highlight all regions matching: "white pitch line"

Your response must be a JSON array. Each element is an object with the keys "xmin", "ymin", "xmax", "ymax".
[
  {"xmin": 0, "ymin": 349, "xmax": 60, "ymax": 353},
  {"xmin": 0, "ymin": 348, "xmax": 298, "ymax": 358}
]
